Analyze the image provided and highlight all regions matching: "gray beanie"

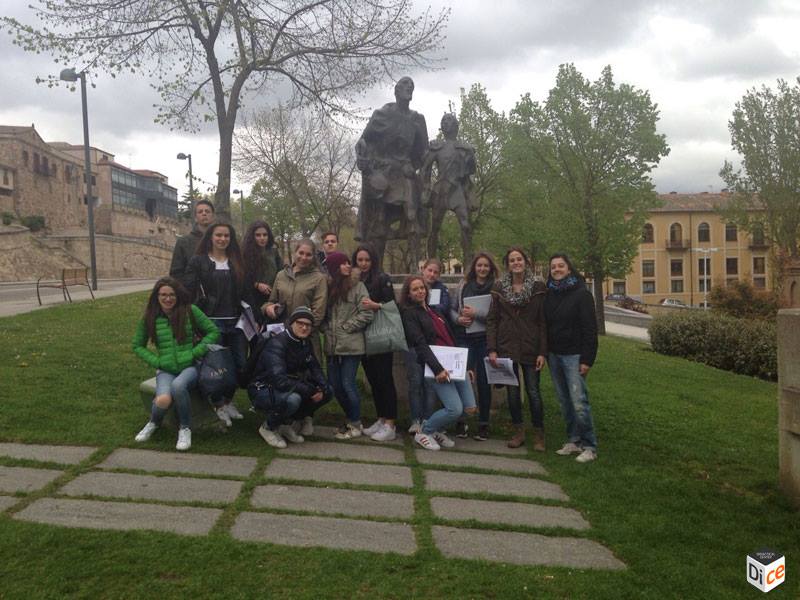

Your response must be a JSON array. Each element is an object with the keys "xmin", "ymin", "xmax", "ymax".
[{"xmin": 287, "ymin": 306, "xmax": 314, "ymax": 326}]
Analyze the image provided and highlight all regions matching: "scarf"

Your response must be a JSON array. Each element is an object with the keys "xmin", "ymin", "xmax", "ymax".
[
  {"xmin": 499, "ymin": 269, "xmax": 537, "ymax": 306},
  {"xmin": 547, "ymin": 275, "xmax": 579, "ymax": 293}
]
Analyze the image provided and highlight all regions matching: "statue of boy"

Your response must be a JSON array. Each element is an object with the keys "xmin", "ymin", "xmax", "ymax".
[{"xmin": 422, "ymin": 113, "xmax": 477, "ymax": 262}]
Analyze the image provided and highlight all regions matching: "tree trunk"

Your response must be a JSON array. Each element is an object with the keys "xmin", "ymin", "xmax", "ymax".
[
  {"xmin": 215, "ymin": 118, "xmax": 234, "ymax": 222},
  {"xmin": 592, "ymin": 273, "xmax": 606, "ymax": 336}
]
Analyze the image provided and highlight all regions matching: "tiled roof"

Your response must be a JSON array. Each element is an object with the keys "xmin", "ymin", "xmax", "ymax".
[{"xmin": 653, "ymin": 192, "xmax": 736, "ymax": 212}]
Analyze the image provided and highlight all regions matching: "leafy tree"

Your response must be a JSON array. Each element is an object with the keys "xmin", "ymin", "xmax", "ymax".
[
  {"xmin": 505, "ymin": 64, "xmax": 669, "ymax": 332},
  {"xmin": 720, "ymin": 78, "xmax": 800, "ymax": 262},
  {"xmin": 3, "ymin": 1, "xmax": 448, "ymax": 219}
]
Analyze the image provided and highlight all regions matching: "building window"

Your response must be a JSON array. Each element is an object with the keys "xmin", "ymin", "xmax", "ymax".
[
  {"xmin": 42, "ymin": 156, "xmax": 49, "ymax": 175},
  {"xmin": 698, "ymin": 279, "xmax": 708, "ymax": 292},
  {"xmin": 671, "ymin": 280, "xmax": 684, "ymax": 293},
  {"xmin": 726, "ymin": 257, "xmax": 738, "ymax": 275},
  {"xmin": 725, "ymin": 223, "xmax": 737, "ymax": 242},
  {"xmin": 698, "ymin": 257, "xmax": 711, "ymax": 276},
  {"xmin": 669, "ymin": 223, "xmax": 683, "ymax": 243},
  {"xmin": 752, "ymin": 223, "xmax": 766, "ymax": 246},
  {"xmin": 2, "ymin": 170, "xmax": 8, "ymax": 186},
  {"xmin": 726, "ymin": 277, "xmax": 738, "ymax": 287},
  {"xmin": 753, "ymin": 257, "xmax": 766, "ymax": 275},
  {"xmin": 33, "ymin": 153, "xmax": 40, "ymax": 172},
  {"xmin": 642, "ymin": 260, "xmax": 655, "ymax": 277},
  {"xmin": 670, "ymin": 260, "xmax": 683, "ymax": 277},
  {"xmin": 643, "ymin": 281, "xmax": 656, "ymax": 294},
  {"xmin": 22, "ymin": 150, "xmax": 29, "ymax": 165},
  {"xmin": 642, "ymin": 223, "xmax": 654, "ymax": 243},
  {"xmin": 612, "ymin": 281, "xmax": 626, "ymax": 295},
  {"xmin": 753, "ymin": 277, "xmax": 766, "ymax": 289},
  {"xmin": 697, "ymin": 222, "xmax": 710, "ymax": 242}
]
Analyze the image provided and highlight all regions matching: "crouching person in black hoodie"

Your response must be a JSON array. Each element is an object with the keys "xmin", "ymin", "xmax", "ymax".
[{"xmin": 247, "ymin": 306, "xmax": 333, "ymax": 448}]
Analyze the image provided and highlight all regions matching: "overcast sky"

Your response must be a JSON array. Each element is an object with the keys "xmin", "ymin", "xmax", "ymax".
[{"xmin": 2, "ymin": 0, "xmax": 799, "ymax": 200}]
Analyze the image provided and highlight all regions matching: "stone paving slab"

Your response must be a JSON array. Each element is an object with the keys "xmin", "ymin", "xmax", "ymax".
[
  {"xmin": 61, "ymin": 472, "xmax": 243, "ymax": 504},
  {"xmin": 99, "ymin": 448, "xmax": 256, "ymax": 478},
  {"xmin": 232, "ymin": 511, "xmax": 416, "ymax": 555},
  {"xmin": 425, "ymin": 470, "xmax": 568, "ymax": 501},
  {"xmin": 450, "ymin": 437, "xmax": 528, "ymax": 456},
  {"xmin": 15, "ymin": 498, "xmax": 221, "ymax": 536},
  {"xmin": 415, "ymin": 449, "xmax": 547, "ymax": 476},
  {"xmin": 430, "ymin": 497, "xmax": 590, "ymax": 530},
  {"xmin": 265, "ymin": 458, "xmax": 413, "ymax": 488},
  {"xmin": 432, "ymin": 526, "xmax": 625, "ymax": 570},
  {"xmin": 280, "ymin": 441, "xmax": 405, "ymax": 464},
  {"xmin": 0, "ymin": 443, "xmax": 97, "ymax": 465},
  {"xmin": 0, "ymin": 496, "xmax": 18, "ymax": 511},
  {"xmin": 251, "ymin": 484, "xmax": 414, "ymax": 519},
  {"xmin": 311, "ymin": 425, "xmax": 404, "ymax": 447},
  {"xmin": 0, "ymin": 466, "xmax": 63, "ymax": 493}
]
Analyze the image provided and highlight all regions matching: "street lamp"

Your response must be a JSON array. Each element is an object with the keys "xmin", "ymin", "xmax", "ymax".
[
  {"xmin": 60, "ymin": 67, "xmax": 98, "ymax": 291},
  {"xmin": 232, "ymin": 188, "xmax": 245, "ymax": 236},
  {"xmin": 693, "ymin": 247, "xmax": 719, "ymax": 309},
  {"xmin": 176, "ymin": 152, "xmax": 194, "ymax": 206}
]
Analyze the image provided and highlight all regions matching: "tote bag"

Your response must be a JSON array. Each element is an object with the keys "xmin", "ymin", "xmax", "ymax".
[
  {"xmin": 197, "ymin": 344, "xmax": 237, "ymax": 402},
  {"xmin": 364, "ymin": 301, "xmax": 408, "ymax": 356}
]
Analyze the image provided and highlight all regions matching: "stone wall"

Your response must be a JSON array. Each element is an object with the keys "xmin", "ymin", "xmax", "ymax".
[
  {"xmin": 53, "ymin": 234, "xmax": 174, "ymax": 279},
  {"xmin": 778, "ymin": 308, "xmax": 800, "ymax": 508},
  {"xmin": 0, "ymin": 227, "xmax": 85, "ymax": 281}
]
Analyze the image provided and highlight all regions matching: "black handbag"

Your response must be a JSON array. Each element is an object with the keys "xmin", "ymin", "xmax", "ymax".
[{"xmin": 197, "ymin": 345, "xmax": 237, "ymax": 403}]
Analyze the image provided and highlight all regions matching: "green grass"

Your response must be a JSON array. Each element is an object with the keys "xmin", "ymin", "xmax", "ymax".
[{"xmin": 0, "ymin": 293, "xmax": 798, "ymax": 599}]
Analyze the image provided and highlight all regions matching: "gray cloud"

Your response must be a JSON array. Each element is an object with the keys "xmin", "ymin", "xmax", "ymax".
[{"xmin": 676, "ymin": 34, "xmax": 796, "ymax": 80}]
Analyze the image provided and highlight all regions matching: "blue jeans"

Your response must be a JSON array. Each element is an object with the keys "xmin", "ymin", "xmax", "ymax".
[
  {"xmin": 405, "ymin": 349, "xmax": 436, "ymax": 422},
  {"xmin": 423, "ymin": 378, "xmax": 477, "ymax": 434},
  {"xmin": 248, "ymin": 384, "xmax": 302, "ymax": 430},
  {"xmin": 327, "ymin": 355, "xmax": 362, "ymax": 423},
  {"xmin": 212, "ymin": 319, "xmax": 248, "ymax": 387},
  {"xmin": 465, "ymin": 337, "xmax": 492, "ymax": 425},
  {"xmin": 507, "ymin": 362, "xmax": 543, "ymax": 428},
  {"xmin": 153, "ymin": 367, "xmax": 197, "ymax": 429},
  {"xmin": 548, "ymin": 353, "xmax": 597, "ymax": 451}
]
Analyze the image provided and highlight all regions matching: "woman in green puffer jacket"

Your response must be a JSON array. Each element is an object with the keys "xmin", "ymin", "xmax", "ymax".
[{"xmin": 132, "ymin": 277, "xmax": 219, "ymax": 451}]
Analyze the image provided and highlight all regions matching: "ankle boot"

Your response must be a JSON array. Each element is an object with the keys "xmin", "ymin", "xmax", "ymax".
[
  {"xmin": 507, "ymin": 425, "xmax": 525, "ymax": 448},
  {"xmin": 532, "ymin": 427, "xmax": 546, "ymax": 452}
]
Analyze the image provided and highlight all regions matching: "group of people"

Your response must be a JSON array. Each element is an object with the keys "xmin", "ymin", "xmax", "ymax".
[{"xmin": 132, "ymin": 199, "xmax": 599, "ymax": 463}]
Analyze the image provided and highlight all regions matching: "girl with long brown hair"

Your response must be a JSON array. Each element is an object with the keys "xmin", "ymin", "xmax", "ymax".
[{"xmin": 241, "ymin": 220, "xmax": 283, "ymax": 323}]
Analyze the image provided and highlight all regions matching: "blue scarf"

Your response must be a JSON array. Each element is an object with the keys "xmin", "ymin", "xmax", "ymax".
[{"xmin": 547, "ymin": 275, "xmax": 579, "ymax": 293}]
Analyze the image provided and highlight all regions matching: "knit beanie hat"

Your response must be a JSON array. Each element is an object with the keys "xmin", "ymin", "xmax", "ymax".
[
  {"xmin": 324, "ymin": 251, "xmax": 349, "ymax": 275},
  {"xmin": 287, "ymin": 306, "xmax": 314, "ymax": 326}
]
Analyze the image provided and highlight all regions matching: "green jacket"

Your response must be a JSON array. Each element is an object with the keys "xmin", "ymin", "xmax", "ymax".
[
  {"xmin": 268, "ymin": 264, "xmax": 328, "ymax": 327},
  {"xmin": 322, "ymin": 279, "xmax": 374, "ymax": 356},
  {"xmin": 132, "ymin": 305, "xmax": 219, "ymax": 374}
]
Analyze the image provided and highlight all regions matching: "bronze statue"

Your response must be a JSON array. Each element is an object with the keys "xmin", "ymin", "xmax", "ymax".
[
  {"xmin": 422, "ymin": 113, "xmax": 477, "ymax": 264},
  {"xmin": 355, "ymin": 76, "xmax": 429, "ymax": 266}
]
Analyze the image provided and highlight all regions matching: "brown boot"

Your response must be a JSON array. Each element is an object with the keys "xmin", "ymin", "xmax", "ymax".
[
  {"xmin": 507, "ymin": 425, "xmax": 525, "ymax": 448},
  {"xmin": 532, "ymin": 427, "xmax": 546, "ymax": 452}
]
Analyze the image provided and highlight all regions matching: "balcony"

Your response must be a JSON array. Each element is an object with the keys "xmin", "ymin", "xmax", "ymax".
[
  {"xmin": 665, "ymin": 239, "xmax": 690, "ymax": 250},
  {"xmin": 749, "ymin": 240, "xmax": 769, "ymax": 250}
]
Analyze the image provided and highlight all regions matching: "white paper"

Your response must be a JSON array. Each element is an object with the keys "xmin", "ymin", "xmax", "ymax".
[
  {"xmin": 463, "ymin": 294, "xmax": 492, "ymax": 334},
  {"xmin": 424, "ymin": 345, "xmax": 468, "ymax": 381},
  {"xmin": 265, "ymin": 323, "xmax": 286, "ymax": 337},
  {"xmin": 483, "ymin": 357, "xmax": 519, "ymax": 386},
  {"xmin": 428, "ymin": 288, "xmax": 441, "ymax": 306},
  {"xmin": 235, "ymin": 301, "xmax": 259, "ymax": 341}
]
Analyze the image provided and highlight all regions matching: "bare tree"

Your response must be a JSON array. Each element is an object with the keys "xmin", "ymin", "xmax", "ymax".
[
  {"xmin": 3, "ymin": 1, "xmax": 448, "ymax": 219},
  {"xmin": 235, "ymin": 104, "xmax": 357, "ymax": 238}
]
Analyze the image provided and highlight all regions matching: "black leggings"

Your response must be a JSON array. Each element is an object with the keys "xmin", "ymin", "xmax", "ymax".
[{"xmin": 362, "ymin": 352, "xmax": 398, "ymax": 420}]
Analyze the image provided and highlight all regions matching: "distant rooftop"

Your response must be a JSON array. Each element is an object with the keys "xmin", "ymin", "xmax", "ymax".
[{"xmin": 653, "ymin": 192, "xmax": 736, "ymax": 212}]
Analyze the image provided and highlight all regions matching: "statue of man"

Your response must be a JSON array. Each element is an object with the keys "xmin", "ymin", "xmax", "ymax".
[
  {"xmin": 355, "ymin": 76, "xmax": 429, "ymax": 266},
  {"xmin": 422, "ymin": 113, "xmax": 477, "ymax": 263}
]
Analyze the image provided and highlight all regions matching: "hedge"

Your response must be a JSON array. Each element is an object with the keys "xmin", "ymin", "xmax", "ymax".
[{"xmin": 648, "ymin": 311, "xmax": 777, "ymax": 380}]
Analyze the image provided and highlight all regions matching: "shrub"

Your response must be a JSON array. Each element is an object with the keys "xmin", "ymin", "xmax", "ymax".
[
  {"xmin": 1, "ymin": 211, "xmax": 13, "ymax": 225},
  {"xmin": 709, "ymin": 280, "xmax": 779, "ymax": 320},
  {"xmin": 20, "ymin": 215, "xmax": 45, "ymax": 232},
  {"xmin": 649, "ymin": 311, "xmax": 776, "ymax": 380}
]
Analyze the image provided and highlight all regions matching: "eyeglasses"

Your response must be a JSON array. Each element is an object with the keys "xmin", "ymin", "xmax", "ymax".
[
  {"xmin": 158, "ymin": 293, "xmax": 176, "ymax": 299},
  {"xmin": 293, "ymin": 321, "xmax": 313, "ymax": 328}
]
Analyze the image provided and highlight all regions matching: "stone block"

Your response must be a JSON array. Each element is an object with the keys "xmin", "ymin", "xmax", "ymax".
[
  {"xmin": 778, "ymin": 309, "xmax": 800, "ymax": 507},
  {"xmin": 99, "ymin": 448, "xmax": 256, "ymax": 478},
  {"xmin": 279, "ymin": 441, "xmax": 405, "ymax": 464},
  {"xmin": 424, "ymin": 470, "xmax": 568, "ymax": 501},
  {"xmin": 265, "ymin": 458, "xmax": 413, "ymax": 488},
  {"xmin": 415, "ymin": 449, "xmax": 546, "ymax": 475},
  {"xmin": 15, "ymin": 498, "xmax": 221, "ymax": 536},
  {"xmin": 311, "ymin": 426, "xmax": 404, "ymax": 447},
  {"xmin": 251, "ymin": 484, "xmax": 414, "ymax": 519},
  {"xmin": 432, "ymin": 526, "xmax": 625, "ymax": 569},
  {"xmin": 0, "ymin": 466, "xmax": 63, "ymax": 493},
  {"xmin": 231, "ymin": 512, "xmax": 416, "ymax": 555},
  {"xmin": 0, "ymin": 496, "xmax": 18, "ymax": 511},
  {"xmin": 61, "ymin": 471, "xmax": 243, "ymax": 504},
  {"xmin": 430, "ymin": 497, "xmax": 590, "ymax": 530},
  {"xmin": 0, "ymin": 443, "xmax": 97, "ymax": 465},
  {"xmin": 451, "ymin": 437, "xmax": 528, "ymax": 456}
]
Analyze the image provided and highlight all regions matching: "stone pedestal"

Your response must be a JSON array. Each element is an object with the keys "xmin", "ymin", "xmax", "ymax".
[
  {"xmin": 780, "ymin": 257, "xmax": 800, "ymax": 308},
  {"xmin": 777, "ymin": 309, "xmax": 800, "ymax": 507}
]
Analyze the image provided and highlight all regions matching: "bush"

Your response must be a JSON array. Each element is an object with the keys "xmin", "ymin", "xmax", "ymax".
[
  {"xmin": 1, "ymin": 211, "xmax": 13, "ymax": 225},
  {"xmin": 20, "ymin": 215, "xmax": 45, "ymax": 232},
  {"xmin": 649, "ymin": 311, "xmax": 776, "ymax": 380},
  {"xmin": 709, "ymin": 280, "xmax": 779, "ymax": 320}
]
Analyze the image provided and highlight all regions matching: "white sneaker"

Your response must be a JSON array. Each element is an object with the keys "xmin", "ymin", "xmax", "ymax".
[
  {"xmin": 224, "ymin": 403, "xmax": 244, "ymax": 420},
  {"xmin": 134, "ymin": 421, "xmax": 157, "ymax": 442},
  {"xmin": 370, "ymin": 423, "xmax": 396, "ymax": 442},
  {"xmin": 334, "ymin": 422, "xmax": 363, "ymax": 440},
  {"xmin": 278, "ymin": 424, "xmax": 305, "ymax": 444},
  {"xmin": 575, "ymin": 449, "xmax": 597, "ymax": 463},
  {"xmin": 414, "ymin": 432, "xmax": 440, "ymax": 451},
  {"xmin": 299, "ymin": 417, "xmax": 314, "ymax": 437},
  {"xmin": 433, "ymin": 431, "xmax": 455, "ymax": 448},
  {"xmin": 363, "ymin": 419, "xmax": 384, "ymax": 436},
  {"xmin": 408, "ymin": 419, "xmax": 421, "ymax": 434},
  {"xmin": 176, "ymin": 428, "xmax": 192, "ymax": 451},
  {"xmin": 215, "ymin": 406, "xmax": 232, "ymax": 427},
  {"xmin": 259, "ymin": 424, "xmax": 287, "ymax": 448},
  {"xmin": 556, "ymin": 442, "xmax": 582, "ymax": 456}
]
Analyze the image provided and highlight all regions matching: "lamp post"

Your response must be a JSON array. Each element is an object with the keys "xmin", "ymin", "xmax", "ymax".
[
  {"xmin": 60, "ymin": 67, "xmax": 97, "ymax": 291},
  {"xmin": 177, "ymin": 152, "xmax": 194, "ymax": 206},
  {"xmin": 692, "ymin": 247, "xmax": 719, "ymax": 309},
  {"xmin": 232, "ymin": 188, "xmax": 245, "ymax": 236}
]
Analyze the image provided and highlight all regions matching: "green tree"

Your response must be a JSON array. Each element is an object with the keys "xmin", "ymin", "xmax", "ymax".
[
  {"xmin": 720, "ymin": 78, "xmax": 800, "ymax": 262},
  {"xmin": 506, "ymin": 64, "xmax": 669, "ymax": 333},
  {"xmin": 3, "ymin": 1, "xmax": 448, "ymax": 220}
]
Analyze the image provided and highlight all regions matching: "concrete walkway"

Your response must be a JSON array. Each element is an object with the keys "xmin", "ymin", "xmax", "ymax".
[
  {"xmin": 605, "ymin": 320, "xmax": 650, "ymax": 343},
  {"xmin": 1, "ymin": 438, "xmax": 625, "ymax": 570}
]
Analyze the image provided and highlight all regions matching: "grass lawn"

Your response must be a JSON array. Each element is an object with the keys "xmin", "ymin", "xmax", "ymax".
[{"xmin": 0, "ymin": 292, "xmax": 798, "ymax": 599}]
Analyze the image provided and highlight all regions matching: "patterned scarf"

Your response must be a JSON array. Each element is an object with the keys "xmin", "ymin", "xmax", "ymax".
[
  {"xmin": 499, "ymin": 269, "xmax": 537, "ymax": 306},
  {"xmin": 547, "ymin": 275, "xmax": 579, "ymax": 293}
]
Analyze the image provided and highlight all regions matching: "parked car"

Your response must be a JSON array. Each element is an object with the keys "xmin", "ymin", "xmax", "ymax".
[
  {"xmin": 616, "ymin": 296, "xmax": 648, "ymax": 314},
  {"xmin": 606, "ymin": 293, "xmax": 632, "ymax": 302},
  {"xmin": 660, "ymin": 298, "xmax": 687, "ymax": 308}
]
